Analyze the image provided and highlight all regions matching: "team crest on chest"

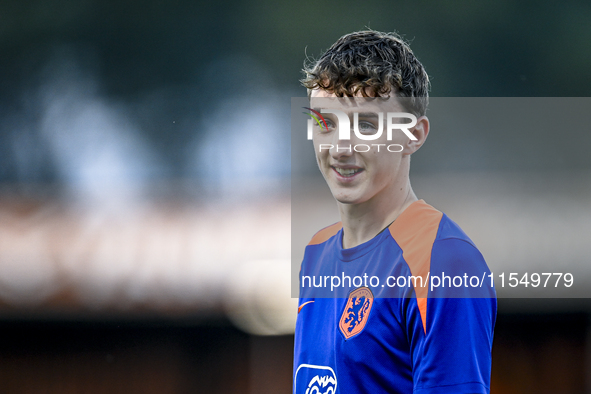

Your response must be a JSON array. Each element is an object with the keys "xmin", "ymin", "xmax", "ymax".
[{"xmin": 339, "ymin": 287, "xmax": 374, "ymax": 340}]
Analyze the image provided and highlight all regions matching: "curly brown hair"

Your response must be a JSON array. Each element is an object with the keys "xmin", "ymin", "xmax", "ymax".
[{"xmin": 301, "ymin": 30, "xmax": 430, "ymax": 116}]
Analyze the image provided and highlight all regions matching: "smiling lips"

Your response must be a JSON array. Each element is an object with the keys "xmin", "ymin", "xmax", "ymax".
[{"xmin": 333, "ymin": 166, "xmax": 363, "ymax": 177}]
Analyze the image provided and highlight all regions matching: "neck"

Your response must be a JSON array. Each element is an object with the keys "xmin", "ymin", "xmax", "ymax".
[{"xmin": 338, "ymin": 174, "xmax": 417, "ymax": 250}]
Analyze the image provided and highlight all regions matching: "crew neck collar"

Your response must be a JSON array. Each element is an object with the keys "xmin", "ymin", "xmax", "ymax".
[{"xmin": 336, "ymin": 199, "xmax": 425, "ymax": 262}]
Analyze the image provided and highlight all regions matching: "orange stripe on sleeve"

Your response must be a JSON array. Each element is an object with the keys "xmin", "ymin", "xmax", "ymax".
[
  {"xmin": 388, "ymin": 200, "xmax": 443, "ymax": 334},
  {"xmin": 308, "ymin": 222, "xmax": 343, "ymax": 245}
]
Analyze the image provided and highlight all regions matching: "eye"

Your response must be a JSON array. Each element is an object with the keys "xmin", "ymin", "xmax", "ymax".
[
  {"xmin": 357, "ymin": 121, "xmax": 376, "ymax": 133},
  {"xmin": 316, "ymin": 118, "xmax": 335, "ymax": 133}
]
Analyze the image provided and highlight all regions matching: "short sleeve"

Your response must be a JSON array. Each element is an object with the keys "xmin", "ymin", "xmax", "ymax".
[{"xmin": 408, "ymin": 238, "xmax": 497, "ymax": 394}]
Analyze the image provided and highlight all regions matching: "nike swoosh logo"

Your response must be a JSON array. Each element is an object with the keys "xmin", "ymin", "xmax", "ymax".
[{"xmin": 298, "ymin": 301, "xmax": 315, "ymax": 314}]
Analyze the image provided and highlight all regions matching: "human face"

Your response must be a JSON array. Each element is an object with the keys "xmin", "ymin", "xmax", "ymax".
[{"xmin": 309, "ymin": 90, "xmax": 417, "ymax": 206}]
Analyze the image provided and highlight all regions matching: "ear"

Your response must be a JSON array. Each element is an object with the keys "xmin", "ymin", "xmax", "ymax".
[{"xmin": 403, "ymin": 116, "xmax": 429, "ymax": 156}]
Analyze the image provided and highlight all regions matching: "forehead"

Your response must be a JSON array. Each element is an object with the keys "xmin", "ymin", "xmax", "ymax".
[{"xmin": 309, "ymin": 89, "xmax": 406, "ymax": 114}]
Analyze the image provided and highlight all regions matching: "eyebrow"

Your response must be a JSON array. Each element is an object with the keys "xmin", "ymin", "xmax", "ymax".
[
  {"xmin": 356, "ymin": 112, "xmax": 380, "ymax": 119},
  {"xmin": 310, "ymin": 109, "xmax": 380, "ymax": 118}
]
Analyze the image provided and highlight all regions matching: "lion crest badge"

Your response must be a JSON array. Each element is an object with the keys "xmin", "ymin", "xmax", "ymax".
[{"xmin": 339, "ymin": 287, "xmax": 374, "ymax": 340}]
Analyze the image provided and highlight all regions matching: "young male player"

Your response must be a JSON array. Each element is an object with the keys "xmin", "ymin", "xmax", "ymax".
[{"xmin": 293, "ymin": 31, "xmax": 496, "ymax": 394}]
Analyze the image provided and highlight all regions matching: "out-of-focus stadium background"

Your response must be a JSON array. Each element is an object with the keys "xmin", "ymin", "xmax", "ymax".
[{"xmin": 1, "ymin": 1, "xmax": 590, "ymax": 393}]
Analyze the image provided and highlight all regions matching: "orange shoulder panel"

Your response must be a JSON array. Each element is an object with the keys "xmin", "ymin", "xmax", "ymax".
[
  {"xmin": 388, "ymin": 200, "xmax": 443, "ymax": 334},
  {"xmin": 308, "ymin": 222, "xmax": 343, "ymax": 245}
]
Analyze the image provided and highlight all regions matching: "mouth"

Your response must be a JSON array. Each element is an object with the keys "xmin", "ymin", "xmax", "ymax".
[{"xmin": 332, "ymin": 166, "xmax": 363, "ymax": 178}]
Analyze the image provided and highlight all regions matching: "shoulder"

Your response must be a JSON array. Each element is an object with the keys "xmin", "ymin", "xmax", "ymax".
[
  {"xmin": 387, "ymin": 200, "xmax": 491, "ymax": 284},
  {"xmin": 435, "ymin": 213, "xmax": 477, "ymax": 247},
  {"xmin": 432, "ymin": 213, "xmax": 488, "ymax": 272},
  {"xmin": 388, "ymin": 199, "xmax": 443, "ymax": 256},
  {"xmin": 387, "ymin": 199, "xmax": 480, "ymax": 253},
  {"xmin": 307, "ymin": 222, "xmax": 342, "ymax": 246},
  {"xmin": 429, "ymin": 214, "xmax": 495, "ymax": 298},
  {"xmin": 300, "ymin": 222, "xmax": 342, "ymax": 288}
]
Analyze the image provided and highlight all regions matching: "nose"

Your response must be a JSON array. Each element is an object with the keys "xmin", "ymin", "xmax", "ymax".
[{"xmin": 329, "ymin": 127, "xmax": 353, "ymax": 160}]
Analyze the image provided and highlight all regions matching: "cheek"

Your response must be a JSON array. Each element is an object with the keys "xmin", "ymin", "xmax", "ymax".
[
  {"xmin": 372, "ymin": 153, "xmax": 400, "ymax": 178},
  {"xmin": 313, "ymin": 135, "xmax": 333, "ymax": 158},
  {"xmin": 312, "ymin": 144, "xmax": 330, "ymax": 169},
  {"xmin": 311, "ymin": 139, "xmax": 321, "ymax": 157}
]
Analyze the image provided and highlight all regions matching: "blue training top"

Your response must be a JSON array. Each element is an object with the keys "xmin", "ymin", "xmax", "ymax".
[{"xmin": 294, "ymin": 200, "xmax": 496, "ymax": 394}]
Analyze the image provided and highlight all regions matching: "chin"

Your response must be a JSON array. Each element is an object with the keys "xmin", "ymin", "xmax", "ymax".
[
  {"xmin": 335, "ymin": 199, "xmax": 359, "ymax": 205},
  {"xmin": 331, "ymin": 191, "xmax": 364, "ymax": 205}
]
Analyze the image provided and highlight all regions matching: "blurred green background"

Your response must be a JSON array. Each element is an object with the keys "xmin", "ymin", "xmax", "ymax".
[{"xmin": 2, "ymin": 0, "xmax": 591, "ymax": 186}]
